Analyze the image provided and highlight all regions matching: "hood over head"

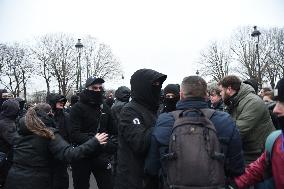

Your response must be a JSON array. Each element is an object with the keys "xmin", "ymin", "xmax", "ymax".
[
  {"xmin": 164, "ymin": 84, "xmax": 180, "ymax": 97},
  {"xmin": 130, "ymin": 69, "xmax": 167, "ymax": 111},
  {"xmin": 115, "ymin": 86, "xmax": 131, "ymax": 102},
  {"xmin": 243, "ymin": 78, "xmax": 258, "ymax": 94},
  {"xmin": 0, "ymin": 99, "xmax": 20, "ymax": 119},
  {"xmin": 274, "ymin": 78, "xmax": 284, "ymax": 102}
]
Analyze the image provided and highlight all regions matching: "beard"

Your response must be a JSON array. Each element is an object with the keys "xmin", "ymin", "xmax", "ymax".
[{"xmin": 223, "ymin": 92, "xmax": 232, "ymax": 106}]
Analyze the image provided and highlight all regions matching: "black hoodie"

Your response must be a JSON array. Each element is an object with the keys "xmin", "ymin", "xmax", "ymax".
[
  {"xmin": 130, "ymin": 69, "xmax": 167, "ymax": 112},
  {"xmin": 116, "ymin": 69, "xmax": 166, "ymax": 189},
  {"xmin": 47, "ymin": 94, "xmax": 70, "ymax": 142},
  {"xmin": 0, "ymin": 99, "xmax": 19, "ymax": 153}
]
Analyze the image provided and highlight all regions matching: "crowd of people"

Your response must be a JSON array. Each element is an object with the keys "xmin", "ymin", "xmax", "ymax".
[{"xmin": 0, "ymin": 68, "xmax": 284, "ymax": 189}]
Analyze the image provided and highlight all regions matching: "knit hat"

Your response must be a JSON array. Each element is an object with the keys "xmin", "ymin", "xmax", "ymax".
[{"xmin": 274, "ymin": 78, "xmax": 284, "ymax": 102}]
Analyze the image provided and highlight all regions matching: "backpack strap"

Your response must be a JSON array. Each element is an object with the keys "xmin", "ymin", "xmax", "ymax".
[
  {"xmin": 265, "ymin": 130, "xmax": 282, "ymax": 161},
  {"xmin": 170, "ymin": 110, "xmax": 184, "ymax": 121},
  {"xmin": 200, "ymin": 108, "xmax": 216, "ymax": 120}
]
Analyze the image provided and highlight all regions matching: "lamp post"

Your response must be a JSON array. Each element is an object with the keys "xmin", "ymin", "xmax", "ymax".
[
  {"xmin": 75, "ymin": 39, "xmax": 83, "ymax": 91},
  {"xmin": 251, "ymin": 26, "xmax": 261, "ymax": 89},
  {"xmin": 196, "ymin": 70, "xmax": 200, "ymax": 76}
]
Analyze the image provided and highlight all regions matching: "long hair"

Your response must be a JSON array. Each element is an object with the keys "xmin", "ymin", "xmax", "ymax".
[{"xmin": 25, "ymin": 103, "xmax": 55, "ymax": 139}]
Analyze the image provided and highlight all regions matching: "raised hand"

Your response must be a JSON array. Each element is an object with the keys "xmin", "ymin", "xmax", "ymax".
[{"xmin": 95, "ymin": 133, "xmax": 108, "ymax": 145}]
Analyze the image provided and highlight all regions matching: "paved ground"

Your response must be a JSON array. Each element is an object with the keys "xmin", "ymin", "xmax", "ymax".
[{"xmin": 68, "ymin": 169, "xmax": 98, "ymax": 189}]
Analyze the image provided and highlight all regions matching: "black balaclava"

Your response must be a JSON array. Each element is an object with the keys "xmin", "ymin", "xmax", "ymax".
[
  {"xmin": 80, "ymin": 89, "xmax": 104, "ymax": 107},
  {"xmin": 274, "ymin": 78, "xmax": 284, "ymax": 130},
  {"xmin": 163, "ymin": 84, "xmax": 180, "ymax": 112},
  {"xmin": 130, "ymin": 69, "xmax": 167, "ymax": 112}
]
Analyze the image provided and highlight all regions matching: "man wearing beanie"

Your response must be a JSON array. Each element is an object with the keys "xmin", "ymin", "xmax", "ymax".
[
  {"xmin": 232, "ymin": 78, "xmax": 284, "ymax": 189},
  {"xmin": 70, "ymin": 77, "xmax": 116, "ymax": 189},
  {"xmin": 115, "ymin": 69, "xmax": 167, "ymax": 189}
]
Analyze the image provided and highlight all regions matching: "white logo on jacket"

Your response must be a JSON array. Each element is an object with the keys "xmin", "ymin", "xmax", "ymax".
[{"xmin": 133, "ymin": 118, "xmax": 141, "ymax": 124}]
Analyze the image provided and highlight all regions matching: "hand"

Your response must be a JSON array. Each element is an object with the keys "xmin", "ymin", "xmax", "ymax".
[{"xmin": 95, "ymin": 133, "xmax": 108, "ymax": 145}]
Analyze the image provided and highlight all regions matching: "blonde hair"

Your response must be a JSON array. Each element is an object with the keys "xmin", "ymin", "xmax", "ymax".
[{"xmin": 25, "ymin": 103, "xmax": 55, "ymax": 139}]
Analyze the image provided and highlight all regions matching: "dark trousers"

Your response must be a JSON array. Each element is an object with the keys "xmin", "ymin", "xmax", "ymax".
[
  {"xmin": 0, "ymin": 160, "xmax": 12, "ymax": 188},
  {"xmin": 51, "ymin": 163, "xmax": 69, "ymax": 189},
  {"xmin": 71, "ymin": 159, "xmax": 113, "ymax": 189}
]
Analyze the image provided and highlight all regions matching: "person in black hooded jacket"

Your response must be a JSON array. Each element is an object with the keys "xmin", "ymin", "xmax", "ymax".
[
  {"xmin": 111, "ymin": 86, "xmax": 131, "ymax": 129},
  {"xmin": 4, "ymin": 103, "xmax": 108, "ymax": 189},
  {"xmin": 70, "ymin": 77, "xmax": 116, "ymax": 189},
  {"xmin": 47, "ymin": 93, "xmax": 71, "ymax": 189},
  {"xmin": 160, "ymin": 84, "xmax": 180, "ymax": 113},
  {"xmin": 115, "ymin": 68, "xmax": 167, "ymax": 189},
  {"xmin": 0, "ymin": 99, "xmax": 19, "ymax": 188}
]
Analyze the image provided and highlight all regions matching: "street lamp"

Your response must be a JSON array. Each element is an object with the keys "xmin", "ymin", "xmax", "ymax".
[
  {"xmin": 75, "ymin": 39, "xmax": 83, "ymax": 91},
  {"xmin": 251, "ymin": 26, "xmax": 261, "ymax": 89},
  {"xmin": 196, "ymin": 70, "xmax": 200, "ymax": 76}
]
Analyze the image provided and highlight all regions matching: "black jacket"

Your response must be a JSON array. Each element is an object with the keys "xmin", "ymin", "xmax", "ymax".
[
  {"xmin": 0, "ymin": 99, "xmax": 19, "ymax": 153},
  {"xmin": 70, "ymin": 89, "xmax": 116, "ymax": 166},
  {"xmin": 5, "ymin": 113, "xmax": 101, "ymax": 189},
  {"xmin": 115, "ymin": 69, "xmax": 167, "ymax": 189},
  {"xmin": 47, "ymin": 94, "xmax": 70, "ymax": 142},
  {"xmin": 111, "ymin": 86, "xmax": 130, "ymax": 129}
]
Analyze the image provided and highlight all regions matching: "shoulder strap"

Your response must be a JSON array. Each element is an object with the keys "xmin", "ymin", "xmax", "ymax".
[
  {"xmin": 265, "ymin": 130, "xmax": 282, "ymax": 161},
  {"xmin": 170, "ymin": 110, "xmax": 183, "ymax": 121},
  {"xmin": 200, "ymin": 108, "xmax": 215, "ymax": 120},
  {"xmin": 170, "ymin": 109, "xmax": 215, "ymax": 121}
]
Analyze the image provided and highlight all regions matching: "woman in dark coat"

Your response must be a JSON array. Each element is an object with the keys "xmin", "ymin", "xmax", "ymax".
[{"xmin": 4, "ymin": 103, "xmax": 108, "ymax": 189}]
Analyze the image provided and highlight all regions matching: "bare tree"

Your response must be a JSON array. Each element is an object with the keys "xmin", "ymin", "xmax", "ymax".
[
  {"xmin": 81, "ymin": 36, "xmax": 122, "ymax": 81},
  {"xmin": 48, "ymin": 34, "xmax": 77, "ymax": 95},
  {"xmin": 198, "ymin": 41, "xmax": 231, "ymax": 81},
  {"xmin": 32, "ymin": 33, "xmax": 77, "ymax": 96},
  {"xmin": 31, "ymin": 35, "xmax": 54, "ymax": 95},
  {"xmin": 230, "ymin": 26, "xmax": 271, "ymax": 88},
  {"xmin": 0, "ymin": 43, "xmax": 32, "ymax": 98}
]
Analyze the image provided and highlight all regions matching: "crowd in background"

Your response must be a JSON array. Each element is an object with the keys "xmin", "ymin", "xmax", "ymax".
[{"xmin": 0, "ymin": 68, "xmax": 284, "ymax": 189}]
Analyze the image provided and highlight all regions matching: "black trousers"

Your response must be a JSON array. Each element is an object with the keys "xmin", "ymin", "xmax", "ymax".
[
  {"xmin": 71, "ymin": 158, "xmax": 113, "ymax": 189},
  {"xmin": 0, "ymin": 159, "xmax": 12, "ymax": 188},
  {"xmin": 51, "ymin": 163, "xmax": 69, "ymax": 189}
]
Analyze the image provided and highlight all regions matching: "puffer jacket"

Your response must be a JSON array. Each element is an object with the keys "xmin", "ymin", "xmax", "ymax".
[
  {"xmin": 227, "ymin": 83, "xmax": 274, "ymax": 164},
  {"xmin": 4, "ymin": 113, "xmax": 101, "ymax": 189}
]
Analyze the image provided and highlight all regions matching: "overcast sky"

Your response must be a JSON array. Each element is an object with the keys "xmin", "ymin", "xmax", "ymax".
[{"xmin": 0, "ymin": 0, "xmax": 284, "ymax": 91}]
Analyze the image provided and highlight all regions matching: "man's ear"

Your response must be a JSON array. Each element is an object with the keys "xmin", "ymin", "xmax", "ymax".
[{"xmin": 180, "ymin": 90, "xmax": 184, "ymax": 100}]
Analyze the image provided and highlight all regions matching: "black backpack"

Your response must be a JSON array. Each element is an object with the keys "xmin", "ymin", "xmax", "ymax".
[{"xmin": 166, "ymin": 108, "xmax": 225, "ymax": 189}]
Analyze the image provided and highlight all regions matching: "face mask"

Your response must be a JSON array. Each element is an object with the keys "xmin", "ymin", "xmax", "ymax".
[
  {"xmin": 86, "ymin": 90, "xmax": 104, "ymax": 105},
  {"xmin": 152, "ymin": 85, "xmax": 162, "ymax": 102},
  {"xmin": 277, "ymin": 116, "xmax": 284, "ymax": 130},
  {"xmin": 164, "ymin": 97, "xmax": 178, "ymax": 112}
]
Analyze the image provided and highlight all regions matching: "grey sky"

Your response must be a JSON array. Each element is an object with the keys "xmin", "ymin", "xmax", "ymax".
[{"xmin": 1, "ymin": 0, "xmax": 284, "ymax": 91}]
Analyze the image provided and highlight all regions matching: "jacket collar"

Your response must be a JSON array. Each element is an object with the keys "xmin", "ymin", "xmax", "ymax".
[{"xmin": 176, "ymin": 97, "xmax": 209, "ymax": 110}]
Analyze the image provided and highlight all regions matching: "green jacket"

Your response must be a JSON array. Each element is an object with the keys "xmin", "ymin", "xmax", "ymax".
[{"xmin": 228, "ymin": 83, "xmax": 274, "ymax": 164}]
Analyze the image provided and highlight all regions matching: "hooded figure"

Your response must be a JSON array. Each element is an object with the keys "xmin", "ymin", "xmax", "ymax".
[
  {"xmin": 111, "ymin": 86, "xmax": 131, "ymax": 128},
  {"xmin": 0, "ymin": 99, "xmax": 19, "ymax": 187},
  {"xmin": 46, "ymin": 93, "xmax": 70, "ymax": 189},
  {"xmin": 161, "ymin": 84, "xmax": 180, "ymax": 113},
  {"xmin": 115, "ymin": 69, "xmax": 166, "ymax": 189},
  {"xmin": 70, "ymin": 76, "xmax": 116, "ymax": 189},
  {"xmin": 0, "ymin": 89, "xmax": 13, "ymax": 113}
]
